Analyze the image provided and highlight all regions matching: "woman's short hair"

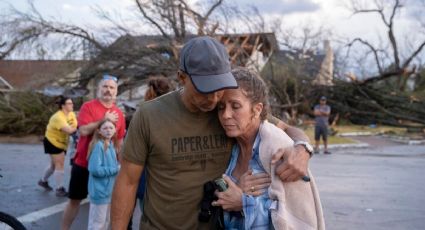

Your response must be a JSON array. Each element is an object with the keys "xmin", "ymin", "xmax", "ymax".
[{"xmin": 231, "ymin": 67, "xmax": 269, "ymax": 120}]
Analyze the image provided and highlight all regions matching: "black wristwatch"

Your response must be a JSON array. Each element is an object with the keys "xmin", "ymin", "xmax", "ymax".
[{"xmin": 294, "ymin": 141, "xmax": 314, "ymax": 157}]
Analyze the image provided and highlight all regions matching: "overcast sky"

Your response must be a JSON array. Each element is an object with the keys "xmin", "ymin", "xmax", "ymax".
[
  {"xmin": 2, "ymin": 0, "xmax": 424, "ymax": 55},
  {"xmin": 3, "ymin": 0, "xmax": 422, "ymax": 34}
]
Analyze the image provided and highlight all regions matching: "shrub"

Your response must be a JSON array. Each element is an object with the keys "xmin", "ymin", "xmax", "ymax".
[{"xmin": 0, "ymin": 91, "xmax": 56, "ymax": 135}]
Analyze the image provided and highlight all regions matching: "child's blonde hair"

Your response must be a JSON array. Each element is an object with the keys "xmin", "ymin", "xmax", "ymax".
[{"xmin": 87, "ymin": 118, "xmax": 117, "ymax": 160}]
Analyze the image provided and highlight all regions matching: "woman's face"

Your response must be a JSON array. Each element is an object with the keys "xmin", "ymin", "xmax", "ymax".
[
  {"xmin": 217, "ymin": 89, "xmax": 262, "ymax": 138},
  {"xmin": 63, "ymin": 99, "xmax": 74, "ymax": 112},
  {"xmin": 99, "ymin": 121, "xmax": 116, "ymax": 139}
]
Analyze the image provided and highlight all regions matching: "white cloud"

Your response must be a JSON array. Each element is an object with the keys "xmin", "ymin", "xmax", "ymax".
[{"xmin": 62, "ymin": 3, "xmax": 73, "ymax": 10}]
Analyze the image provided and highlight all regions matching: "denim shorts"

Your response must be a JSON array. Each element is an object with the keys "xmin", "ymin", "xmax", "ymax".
[{"xmin": 314, "ymin": 125, "xmax": 328, "ymax": 141}]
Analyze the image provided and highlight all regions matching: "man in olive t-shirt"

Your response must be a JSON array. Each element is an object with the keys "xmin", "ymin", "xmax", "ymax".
[{"xmin": 111, "ymin": 36, "xmax": 312, "ymax": 229}]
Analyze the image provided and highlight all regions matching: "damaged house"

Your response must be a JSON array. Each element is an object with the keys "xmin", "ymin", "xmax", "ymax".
[
  {"xmin": 77, "ymin": 33, "xmax": 279, "ymax": 112},
  {"xmin": 1, "ymin": 34, "xmax": 333, "ymax": 116}
]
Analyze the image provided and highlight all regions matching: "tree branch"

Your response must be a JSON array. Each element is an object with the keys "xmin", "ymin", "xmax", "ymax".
[
  {"xmin": 357, "ymin": 68, "xmax": 414, "ymax": 85},
  {"xmin": 179, "ymin": 0, "xmax": 223, "ymax": 35},
  {"xmin": 135, "ymin": 0, "xmax": 171, "ymax": 40},
  {"xmin": 347, "ymin": 38, "xmax": 384, "ymax": 74},
  {"xmin": 387, "ymin": 0, "xmax": 401, "ymax": 68},
  {"xmin": 402, "ymin": 41, "xmax": 425, "ymax": 69},
  {"xmin": 1, "ymin": 1, "xmax": 106, "ymax": 59},
  {"xmin": 0, "ymin": 33, "xmax": 40, "ymax": 59}
]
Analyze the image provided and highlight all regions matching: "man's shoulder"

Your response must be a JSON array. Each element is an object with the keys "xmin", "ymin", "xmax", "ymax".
[
  {"xmin": 80, "ymin": 99, "xmax": 98, "ymax": 108},
  {"xmin": 134, "ymin": 91, "xmax": 187, "ymax": 123},
  {"xmin": 139, "ymin": 91, "xmax": 178, "ymax": 110},
  {"xmin": 84, "ymin": 99, "xmax": 98, "ymax": 105}
]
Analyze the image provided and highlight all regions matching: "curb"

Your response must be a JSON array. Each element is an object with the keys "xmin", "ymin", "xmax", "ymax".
[
  {"xmin": 337, "ymin": 132, "xmax": 425, "ymax": 146},
  {"xmin": 327, "ymin": 142, "xmax": 369, "ymax": 149},
  {"xmin": 381, "ymin": 134, "xmax": 425, "ymax": 145},
  {"xmin": 337, "ymin": 132, "xmax": 376, "ymax": 137}
]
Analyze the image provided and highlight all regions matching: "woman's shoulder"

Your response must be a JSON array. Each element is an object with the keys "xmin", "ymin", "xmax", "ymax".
[
  {"xmin": 258, "ymin": 121, "xmax": 293, "ymax": 151},
  {"xmin": 260, "ymin": 120, "xmax": 284, "ymax": 135},
  {"xmin": 50, "ymin": 110, "xmax": 62, "ymax": 118},
  {"xmin": 49, "ymin": 110, "xmax": 65, "ymax": 122}
]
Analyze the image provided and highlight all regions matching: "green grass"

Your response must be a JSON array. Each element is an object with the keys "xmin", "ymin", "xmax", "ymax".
[
  {"xmin": 300, "ymin": 124, "xmax": 407, "ymax": 145},
  {"xmin": 303, "ymin": 126, "xmax": 356, "ymax": 144},
  {"xmin": 332, "ymin": 125, "xmax": 406, "ymax": 135}
]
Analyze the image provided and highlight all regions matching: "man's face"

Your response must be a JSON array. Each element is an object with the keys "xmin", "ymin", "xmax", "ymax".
[
  {"xmin": 320, "ymin": 99, "xmax": 326, "ymax": 105},
  {"xmin": 98, "ymin": 79, "xmax": 118, "ymax": 103},
  {"xmin": 181, "ymin": 73, "xmax": 224, "ymax": 112}
]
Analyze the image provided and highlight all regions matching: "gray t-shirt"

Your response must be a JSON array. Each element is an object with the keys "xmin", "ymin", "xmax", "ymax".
[{"xmin": 314, "ymin": 104, "xmax": 331, "ymax": 127}]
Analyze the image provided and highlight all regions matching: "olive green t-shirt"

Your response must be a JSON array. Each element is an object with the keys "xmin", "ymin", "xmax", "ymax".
[{"xmin": 122, "ymin": 90, "xmax": 233, "ymax": 229}]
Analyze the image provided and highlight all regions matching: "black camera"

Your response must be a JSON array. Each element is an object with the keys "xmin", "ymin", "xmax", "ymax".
[
  {"xmin": 199, "ymin": 181, "xmax": 216, "ymax": 223},
  {"xmin": 198, "ymin": 178, "xmax": 227, "ymax": 229}
]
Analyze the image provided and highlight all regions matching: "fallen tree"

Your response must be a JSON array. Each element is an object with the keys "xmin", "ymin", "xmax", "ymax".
[
  {"xmin": 309, "ymin": 0, "xmax": 425, "ymax": 129},
  {"xmin": 0, "ymin": 91, "xmax": 56, "ymax": 135},
  {"xmin": 310, "ymin": 79, "xmax": 425, "ymax": 129}
]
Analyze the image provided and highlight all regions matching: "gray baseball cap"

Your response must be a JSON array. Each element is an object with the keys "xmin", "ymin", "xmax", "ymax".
[{"xmin": 179, "ymin": 36, "xmax": 237, "ymax": 94}]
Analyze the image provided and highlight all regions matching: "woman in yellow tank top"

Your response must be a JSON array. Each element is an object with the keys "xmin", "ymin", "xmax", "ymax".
[{"xmin": 38, "ymin": 96, "xmax": 78, "ymax": 197}]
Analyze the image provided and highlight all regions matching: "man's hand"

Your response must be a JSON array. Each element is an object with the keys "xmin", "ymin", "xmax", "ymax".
[
  {"xmin": 238, "ymin": 170, "xmax": 270, "ymax": 196},
  {"xmin": 105, "ymin": 110, "xmax": 119, "ymax": 123},
  {"xmin": 212, "ymin": 175, "xmax": 243, "ymax": 211},
  {"xmin": 272, "ymin": 145, "xmax": 309, "ymax": 182}
]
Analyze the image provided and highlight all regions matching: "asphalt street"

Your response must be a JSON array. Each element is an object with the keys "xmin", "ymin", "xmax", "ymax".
[{"xmin": 0, "ymin": 136, "xmax": 424, "ymax": 230}]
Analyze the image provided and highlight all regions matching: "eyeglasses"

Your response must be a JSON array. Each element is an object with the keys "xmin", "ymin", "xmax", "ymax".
[{"xmin": 103, "ymin": 74, "xmax": 118, "ymax": 82}]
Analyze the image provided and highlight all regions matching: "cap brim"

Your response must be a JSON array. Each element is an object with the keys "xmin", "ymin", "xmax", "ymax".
[{"xmin": 190, "ymin": 72, "xmax": 238, "ymax": 94}]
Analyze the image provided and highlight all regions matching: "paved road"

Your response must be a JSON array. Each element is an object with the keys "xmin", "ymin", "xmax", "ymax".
[
  {"xmin": 312, "ymin": 136, "xmax": 425, "ymax": 230},
  {"xmin": 0, "ymin": 143, "xmax": 141, "ymax": 230},
  {"xmin": 0, "ymin": 136, "xmax": 424, "ymax": 230}
]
